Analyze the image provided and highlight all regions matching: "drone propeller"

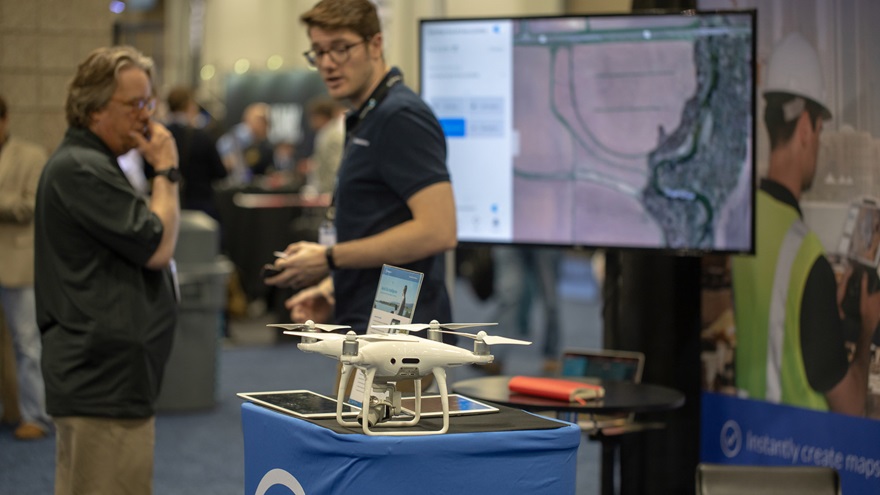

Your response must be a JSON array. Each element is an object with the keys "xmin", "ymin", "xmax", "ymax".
[
  {"xmin": 358, "ymin": 333, "xmax": 423, "ymax": 342},
  {"xmin": 443, "ymin": 330, "xmax": 531, "ymax": 346},
  {"xmin": 282, "ymin": 330, "xmax": 347, "ymax": 341},
  {"xmin": 371, "ymin": 320, "xmax": 498, "ymax": 333},
  {"xmin": 268, "ymin": 319, "xmax": 351, "ymax": 332},
  {"xmin": 282, "ymin": 331, "xmax": 421, "ymax": 343}
]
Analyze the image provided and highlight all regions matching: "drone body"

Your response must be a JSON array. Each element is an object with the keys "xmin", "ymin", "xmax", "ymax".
[
  {"xmin": 340, "ymin": 338, "xmax": 493, "ymax": 381},
  {"xmin": 268, "ymin": 320, "xmax": 530, "ymax": 436},
  {"xmin": 295, "ymin": 337, "xmax": 345, "ymax": 360}
]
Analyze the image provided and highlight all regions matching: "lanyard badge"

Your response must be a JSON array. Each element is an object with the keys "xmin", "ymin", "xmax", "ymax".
[{"xmin": 319, "ymin": 206, "xmax": 336, "ymax": 246}]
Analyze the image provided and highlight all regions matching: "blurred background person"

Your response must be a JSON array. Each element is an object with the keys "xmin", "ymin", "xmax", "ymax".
[
  {"xmin": 0, "ymin": 94, "xmax": 52, "ymax": 440},
  {"xmin": 272, "ymin": 140, "xmax": 297, "ymax": 176},
  {"xmin": 304, "ymin": 96, "xmax": 346, "ymax": 195},
  {"xmin": 216, "ymin": 102, "xmax": 274, "ymax": 185},
  {"xmin": 489, "ymin": 246, "xmax": 563, "ymax": 375},
  {"xmin": 164, "ymin": 86, "xmax": 227, "ymax": 220},
  {"xmin": 262, "ymin": 140, "xmax": 307, "ymax": 190}
]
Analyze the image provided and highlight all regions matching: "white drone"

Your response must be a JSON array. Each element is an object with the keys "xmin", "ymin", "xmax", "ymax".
[{"xmin": 268, "ymin": 319, "xmax": 530, "ymax": 436}]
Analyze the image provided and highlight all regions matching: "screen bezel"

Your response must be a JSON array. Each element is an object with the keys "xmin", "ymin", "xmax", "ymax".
[
  {"xmin": 397, "ymin": 393, "xmax": 500, "ymax": 417},
  {"xmin": 560, "ymin": 347, "xmax": 645, "ymax": 383},
  {"xmin": 237, "ymin": 390, "xmax": 362, "ymax": 419},
  {"xmin": 419, "ymin": 9, "xmax": 757, "ymax": 256}
]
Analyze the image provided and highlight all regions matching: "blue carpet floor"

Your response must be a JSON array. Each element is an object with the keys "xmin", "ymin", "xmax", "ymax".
[
  {"xmin": 0, "ymin": 258, "xmax": 603, "ymax": 494},
  {"xmin": 1, "ymin": 344, "xmax": 326, "ymax": 495}
]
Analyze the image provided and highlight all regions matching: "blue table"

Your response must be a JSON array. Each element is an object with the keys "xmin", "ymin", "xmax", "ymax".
[{"xmin": 241, "ymin": 400, "xmax": 581, "ymax": 494}]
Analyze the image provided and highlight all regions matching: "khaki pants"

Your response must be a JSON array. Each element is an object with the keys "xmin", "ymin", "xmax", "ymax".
[
  {"xmin": 54, "ymin": 416, "xmax": 155, "ymax": 495},
  {"xmin": 0, "ymin": 312, "xmax": 21, "ymax": 424}
]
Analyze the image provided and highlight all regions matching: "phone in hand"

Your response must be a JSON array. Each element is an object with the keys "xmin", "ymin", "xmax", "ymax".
[
  {"xmin": 261, "ymin": 264, "xmax": 283, "ymax": 279},
  {"xmin": 842, "ymin": 262, "xmax": 880, "ymax": 320}
]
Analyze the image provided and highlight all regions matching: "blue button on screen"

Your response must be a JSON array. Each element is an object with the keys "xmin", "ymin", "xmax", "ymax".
[{"xmin": 439, "ymin": 118, "xmax": 466, "ymax": 137}]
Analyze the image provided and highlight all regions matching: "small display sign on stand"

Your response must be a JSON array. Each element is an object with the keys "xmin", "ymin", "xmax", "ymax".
[{"xmin": 349, "ymin": 265, "xmax": 424, "ymax": 405}]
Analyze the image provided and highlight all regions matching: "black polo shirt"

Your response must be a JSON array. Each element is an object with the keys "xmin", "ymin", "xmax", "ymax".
[
  {"xmin": 333, "ymin": 68, "xmax": 452, "ymax": 332},
  {"xmin": 35, "ymin": 127, "xmax": 177, "ymax": 418}
]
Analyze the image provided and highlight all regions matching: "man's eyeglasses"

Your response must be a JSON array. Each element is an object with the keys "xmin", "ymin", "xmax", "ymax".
[
  {"xmin": 303, "ymin": 38, "xmax": 369, "ymax": 67},
  {"xmin": 112, "ymin": 97, "xmax": 157, "ymax": 115}
]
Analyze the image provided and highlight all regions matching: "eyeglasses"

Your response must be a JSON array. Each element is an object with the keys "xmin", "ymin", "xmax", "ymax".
[
  {"xmin": 303, "ymin": 38, "xmax": 370, "ymax": 67},
  {"xmin": 112, "ymin": 97, "xmax": 157, "ymax": 115}
]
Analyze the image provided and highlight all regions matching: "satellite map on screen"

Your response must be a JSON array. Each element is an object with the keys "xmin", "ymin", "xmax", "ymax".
[
  {"xmin": 510, "ymin": 15, "xmax": 754, "ymax": 250},
  {"xmin": 420, "ymin": 13, "xmax": 754, "ymax": 250}
]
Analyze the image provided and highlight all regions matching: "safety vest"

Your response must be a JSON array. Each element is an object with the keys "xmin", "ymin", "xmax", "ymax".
[{"xmin": 731, "ymin": 190, "xmax": 828, "ymax": 410}]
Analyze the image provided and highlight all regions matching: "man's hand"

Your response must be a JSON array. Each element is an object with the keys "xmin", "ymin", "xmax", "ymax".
[
  {"xmin": 130, "ymin": 121, "xmax": 178, "ymax": 171},
  {"xmin": 132, "ymin": 120, "xmax": 180, "ymax": 269},
  {"xmin": 285, "ymin": 277, "xmax": 334, "ymax": 323},
  {"xmin": 264, "ymin": 241, "xmax": 330, "ymax": 289},
  {"xmin": 859, "ymin": 273, "xmax": 880, "ymax": 337},
  {"xmin": 828, "ymin": 271, "xmax": 880, "ymax": 416}
]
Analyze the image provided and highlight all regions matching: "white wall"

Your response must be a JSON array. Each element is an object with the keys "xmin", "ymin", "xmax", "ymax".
[
  {"xmin": 197, "ymin": 0, "xmax": 631, "ymax": 108},
  {"xmin": 0, "ymin": 0, "xmax": 116, "ymax": 152},
  {"xmin": 198, "ymin": 0, "xmax": 314, "ymax": 118}
]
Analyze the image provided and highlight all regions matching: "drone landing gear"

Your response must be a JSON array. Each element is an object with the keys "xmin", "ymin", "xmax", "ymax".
[{"xmin": 336, "ymin": 365, "xmax": 450, "ymax": 436}]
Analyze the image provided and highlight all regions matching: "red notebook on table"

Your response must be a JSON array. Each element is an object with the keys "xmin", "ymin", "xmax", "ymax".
[{"xmin": 508, "ymin": 376, "xmax": 605, "ymax": 405}]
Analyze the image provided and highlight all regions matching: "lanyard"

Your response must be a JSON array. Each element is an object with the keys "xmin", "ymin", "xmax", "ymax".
[{"xmin": 345, "ymin": 71, "xmax": 403, "ymax": 142}]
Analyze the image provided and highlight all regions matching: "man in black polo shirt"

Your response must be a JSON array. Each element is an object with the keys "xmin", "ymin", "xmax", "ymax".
[
  {"xmin": 34, "ymin": 46, "xmax": 180, "ymax": 494},
  {"xmin": 267, "ymin": 0, "xmax": 456, "ymax": 332}
]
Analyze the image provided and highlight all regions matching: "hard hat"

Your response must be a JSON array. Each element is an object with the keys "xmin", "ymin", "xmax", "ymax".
[{"xmin": 763, "ymin": 32, "xmax": 832, "ymax": 120}]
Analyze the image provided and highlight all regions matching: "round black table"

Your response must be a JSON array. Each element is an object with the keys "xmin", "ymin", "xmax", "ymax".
[
  {"xmin": 452, "ymin": 376, "xmax": 685, "ymax": 495},
  {"xmin": 452, "ymin": 375, "xmax": 684, "ymax": 415}
]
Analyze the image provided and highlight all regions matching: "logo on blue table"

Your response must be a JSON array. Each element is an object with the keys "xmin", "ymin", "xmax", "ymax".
[{"xmin": 255, "ymin": 468, "xmax": 306, "ymax": 495}]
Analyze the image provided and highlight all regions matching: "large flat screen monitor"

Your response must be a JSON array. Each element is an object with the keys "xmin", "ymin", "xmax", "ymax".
[{"xmin": 420, "ymin": 10, "xmax": 756, "ymax": 254}]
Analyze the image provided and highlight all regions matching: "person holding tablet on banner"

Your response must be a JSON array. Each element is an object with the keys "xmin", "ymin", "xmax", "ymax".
[
  {"xmin": 731, "ymin": 33, "xmax": 880, "ymax": 415},
  {"xmin": 265, "ymin": 0, "xmax": 456, "ymax": 334}
]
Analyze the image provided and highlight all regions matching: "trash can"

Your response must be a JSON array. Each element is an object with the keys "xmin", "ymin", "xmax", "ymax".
[{"xmin": 157, "ymin": 211, "xmax": 233, "ymax": 411}]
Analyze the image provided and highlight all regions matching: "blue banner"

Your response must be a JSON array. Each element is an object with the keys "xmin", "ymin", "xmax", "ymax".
[{"xmin": 701, "ymin": 392, "xmax": 880, "ymax": 494}]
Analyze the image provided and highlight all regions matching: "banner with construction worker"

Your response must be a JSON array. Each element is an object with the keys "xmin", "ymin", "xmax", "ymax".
[{"xmin": 698, "ymin": 1, "xmax": 880, "ymax": 493}]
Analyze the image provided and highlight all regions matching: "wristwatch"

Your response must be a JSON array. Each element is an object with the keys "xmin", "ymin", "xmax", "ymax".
[
  {"xmin": 325, "ymin": 245, "xmax": 337, "ymax": 270},
  {"xmin": 154, "ymin": 167, "xmax": 182, "ymax": 183}
]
